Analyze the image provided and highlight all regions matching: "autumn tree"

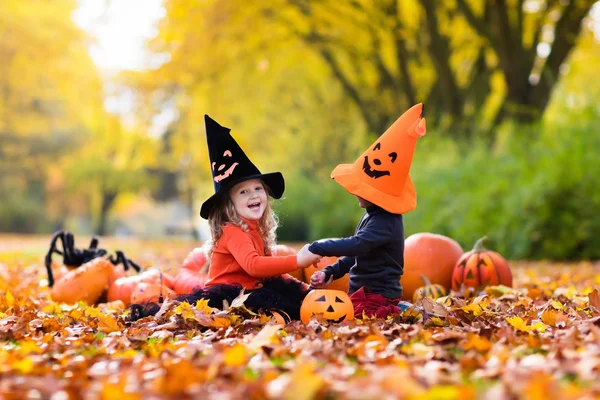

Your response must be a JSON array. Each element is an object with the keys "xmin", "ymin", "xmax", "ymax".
[
  {"xmin": 135, "ymin": 0, "xmax": 597, "ymax": 144},
  {"xmin": 63, "ymin": 115, "xmax": 159, "ymax": 236},
  {"xmin": 0, "ymin": 0, "xmax": 104, "ymax": 231}
]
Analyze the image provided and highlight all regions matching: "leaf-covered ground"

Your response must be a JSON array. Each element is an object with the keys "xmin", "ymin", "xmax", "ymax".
[{"xmin": 1, "ymin": 236, "xmax": 600, "ymax": 399}]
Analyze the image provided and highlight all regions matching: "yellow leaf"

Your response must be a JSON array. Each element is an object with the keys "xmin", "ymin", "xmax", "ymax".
[
  {"xmin": 461, "ymin": 303, "xmax": 485, "ymax": 316},
  {"xmin": 429, "ymin": 316, "xmax": 446, "ymax": 327},
  {"xmin": 5, "ymin": 291, "xmax": 14, "ymax": 307},
  {"xmin": 97, "ymin": 313, "xmax": 121, "ymax": 333},
  {"xmin": 223, "ymin": 343, "xmax": 248, "ymax": 367},
  {"xmin": 194, "ymin": 298, "xmax": 213, "ymax": 316},
  {"xmin": 175, "ymin": 302, "xmax": 195, "ymax": 320},
  {"xmin": 101, "ymin": 382, "xmax": 141, "ymax": 400},
  {"xmin": 84, "ymin": 307, "xmax": 103, "ymax": 318},
  {"xmin": 531, "ymin": 321, "xmax": 546, "ymax": 333},
  {"xmin": 212, "ymin": 316, "xmax": 231, "ymax": 329},
  {"xmin": 13, "ymin": 357, "xmax": 34, "ymax": 373},
  {"xmin": 18, "ymin": 341, "xmax": 42, "ymax": 355},
  {"xmin": 69, "ymin": 308, "xmax": 83, "ymax": 320},
  {"xmin": 284, "ymin": 362, "xmax": 324, "ymax": 400},
  {"xmin": 550, "ymin": 300, "xmax": 564, "ymax": 310},
  {"xmin": 432, "ymin": 385, "xmax": 476, "ymax": 400},
  {"xmin": 42, "ymin": 303, "xmax": 63, "ymax": 314},
  {"xmin": 506, "ymin": 316, "xmax": 531, "ymax": 333}
]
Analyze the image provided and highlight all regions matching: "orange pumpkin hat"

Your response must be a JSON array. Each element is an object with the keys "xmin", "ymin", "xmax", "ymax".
[{"xmin": 331, "ymin": 103, "xmax": 426, "ymax": 214}]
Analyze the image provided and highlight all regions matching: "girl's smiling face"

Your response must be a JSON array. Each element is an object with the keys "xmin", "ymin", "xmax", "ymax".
[{"xmin": 229, "ymin": 179, "xmax": 268, "ymax": 220}]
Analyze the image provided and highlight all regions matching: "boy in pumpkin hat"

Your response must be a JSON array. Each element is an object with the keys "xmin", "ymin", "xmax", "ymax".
[{"xmin": 309, "ymin": 103, "xmax": 426, "ymax": 318}]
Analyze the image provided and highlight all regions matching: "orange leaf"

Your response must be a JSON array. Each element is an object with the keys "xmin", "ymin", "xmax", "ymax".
[{"xmin": 589, "ymin": 289, "xmax": 600, "ymax": 311}]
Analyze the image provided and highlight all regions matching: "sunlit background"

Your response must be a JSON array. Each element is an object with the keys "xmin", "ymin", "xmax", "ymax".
[{"xmin": 1, "ymin": 0, "xmax": 599, "ymax": 260}]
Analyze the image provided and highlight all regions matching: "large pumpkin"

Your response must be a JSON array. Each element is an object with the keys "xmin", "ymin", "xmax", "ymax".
[
  {"xmin": 174, "ymin": 247, "xmax": 210, "ymax": 294},
  {"xmin": 402, "ymin": 233, "xmax": 463, "ymax": 301},
  {"xmin": 300, "ymin": 289, "xmax": 354, "ymax": 324},
  {"xmin": 303, "ymin": 256, "xmax": 350, "ymax": 291},
  {"xmin": 50, "ymin": 257, "xmax": 114, "ymax": 305},
  {"xmin": 452, "ymin": 236, "xmax": 512, "ymax": 291},
  {"xmin": 271, "ymin": 244, "xmax": 304, "ymax": 282}
]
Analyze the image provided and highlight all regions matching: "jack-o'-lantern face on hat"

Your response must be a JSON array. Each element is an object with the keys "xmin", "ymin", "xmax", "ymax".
[
  {"xmin": 199, "ymin": 115, "xmax": 286, "ymax": 219},
  {"xmin": 212, "ymin": 150, "xmax": 239, "ymax": 183},
  {"xmin": 362, "ymin": 142, "xmax": 398, "ymax": 179}
]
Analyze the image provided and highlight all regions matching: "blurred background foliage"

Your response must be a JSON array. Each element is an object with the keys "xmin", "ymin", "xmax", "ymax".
[{"xmin": 1, "ymin": 0, "xmax": 599, "ymax": 260}]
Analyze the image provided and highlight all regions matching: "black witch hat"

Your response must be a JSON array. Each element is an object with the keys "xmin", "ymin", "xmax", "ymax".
[{"xmin": 200, "ymin": 115, "xmax": 285, "ymax": 219}]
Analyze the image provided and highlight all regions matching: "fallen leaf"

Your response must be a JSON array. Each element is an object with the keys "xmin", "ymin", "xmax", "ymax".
[
  {"xmin": 588, "ymin": 289, "xmax": 600, "ymax": 311},
  {"xmin": 224, "ymin": 343, "xmax": 248, "ymax": 367}
]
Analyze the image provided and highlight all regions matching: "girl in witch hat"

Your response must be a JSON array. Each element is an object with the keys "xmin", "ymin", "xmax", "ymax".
[
  {"xmin": 130, "ymin": 115, "xmax": 320, "ymax": 321},
  {"xmin": 309, "ymin": 103, "xmax": 427, "ymax": 319}
]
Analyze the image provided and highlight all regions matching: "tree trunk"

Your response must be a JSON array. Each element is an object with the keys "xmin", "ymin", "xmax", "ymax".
[{"xmin": 96, "ymin": 190, "xmax": 117, "ymax": 236}]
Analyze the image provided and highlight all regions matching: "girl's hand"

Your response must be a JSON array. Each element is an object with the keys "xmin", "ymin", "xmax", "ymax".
[
  {"xmin": 310, "ymin": 271, "xmax": 333, "ymax": 288},
  {"xmin": 297, "ymin": 244, "xmax": 321, "ymax": 268}
]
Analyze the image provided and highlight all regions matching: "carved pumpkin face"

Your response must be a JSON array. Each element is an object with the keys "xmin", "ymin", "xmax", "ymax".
[
  {"xmin": 452, "ymin": 237, "xmax": 512, "ymax": 291},
  {"xmin": 300, "ymin": 289, "xmax": 354, "ymax": 324},
  {"xmin": 362, "ymin": 142, "xmax": 398, "ymax": 179},
  {"xmin": 212, "ymin": 149, "xmax": 239, "ymax": 183}
]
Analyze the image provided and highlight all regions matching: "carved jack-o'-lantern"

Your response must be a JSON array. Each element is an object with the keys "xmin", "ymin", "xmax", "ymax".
[
  {"xmin": 212, "ymin": 149, "xmax": 239, "ymax": 183},
  {"xmin": 452, "ymin": 236, "xmax": 512, "ymax": 291},
  {"xmin": 363, "ymin": 142, "xmax": 398, "ymax": 179},
  {"xmin": 300, "ymin": 289, "xmax": 354, "ymax": 324}
]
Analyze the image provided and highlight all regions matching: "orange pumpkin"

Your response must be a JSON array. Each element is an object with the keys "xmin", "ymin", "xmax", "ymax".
[
  {"xmin": 130, "ymin": 282, "xmax": 175, "ymax": 304},
  {"xmin": 173, "ymin": 247, "xmax": 210, "ymax": 294},
  {"xmin": 271, "ymin": 244, "xmax": 304, "ymax": 282},
  {"xmin": 50, "ymin": 257, "xmax": 114, "ymax": 305},
  {"xmin": 107, "ymin": 275, "xmax": 142, "ymax": 304},
  {"xmin": 300, "ymin": 289, "xmax": 354, "ymax": 324},
  {"xmin": 452, "ymin": 236, "xmax": 512, "ymax": 291},
  {"xmin": 108, "ymin": 269, "xmax": 175, "ymax": 305},
  {"xmin": 412, "ymin": 275, "xmax": 447, "ymax": 303},
  {"xmin": 401, "ymin": 233, "xmax": 464, "ymax": 301},
  {"xmin": 303, "ymin": 256, "xmax": 350, "ymax": 291}
]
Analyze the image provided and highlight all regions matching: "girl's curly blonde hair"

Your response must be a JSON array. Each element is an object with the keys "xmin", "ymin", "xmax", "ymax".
[{"xmin": 203, "ymin": 181, "xmax": 279, "ymax": 257}]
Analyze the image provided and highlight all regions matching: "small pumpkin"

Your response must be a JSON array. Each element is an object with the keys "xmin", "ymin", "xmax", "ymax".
[
  {"xmin": 303, "ymin": 256, "xmax": 350, "ymax": 291},
  {"xmin": 108, "ymin": 269, "xmax": 174, "ymax": 305},
  {"xmin": 412, "ymin": 274, "xmax": 447, "ymax": 303},
  {"xmin": 300, "ymin": 289, "xmax": 354, "ymax": 324},
  {"xmin": 174, "ymin": 247, "xmax": 210, "ymax": 294},
  {"xmin": 402, "ymin": 233, "xmax": 464, "ymax": 301},
  {"xmin": 130, "ymin": 282, "xmax": 175, "ymax": 304},
  {"xmin": 271, "ymin": 244, "xmax": 303, "ymax": 282},
  {"xmin": 452, "ymin": 236, "xmax": 513, "ymax": 291}
]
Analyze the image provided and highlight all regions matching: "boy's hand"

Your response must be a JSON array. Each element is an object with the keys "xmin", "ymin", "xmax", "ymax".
[
  {"xmin": 296, "ymin": 244, "xmax": 321, "ymax": 268},
  {"xmin": 310, "ymin": 271, "xmax": 333, "ymax": 288}
]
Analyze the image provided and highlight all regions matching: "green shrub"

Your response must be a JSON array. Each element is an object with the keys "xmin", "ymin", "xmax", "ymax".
[{"xmin": 279, "ymin": 110, "xmax": 600, "ymax": 260}]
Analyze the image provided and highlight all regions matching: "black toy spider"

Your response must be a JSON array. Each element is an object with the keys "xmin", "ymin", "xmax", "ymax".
[{"xmin": 44, "ymin": 230, "xmax": 140, "ymax": 287}]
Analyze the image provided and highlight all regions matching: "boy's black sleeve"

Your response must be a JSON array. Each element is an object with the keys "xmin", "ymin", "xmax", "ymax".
[
  {"xmin": 321, "ymin": 256, "xmax": 353, "ymax": 281},
  {"xmin": 308, "ymin": 216, "xmax": 393, "ymax": 257}
]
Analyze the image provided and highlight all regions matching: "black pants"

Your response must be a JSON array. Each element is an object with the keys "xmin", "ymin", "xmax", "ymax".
[{"xmin": 130, "ymin": 276, "xmax": 310, "ymax": 321}]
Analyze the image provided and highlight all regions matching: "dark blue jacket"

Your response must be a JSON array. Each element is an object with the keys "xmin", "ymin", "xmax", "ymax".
[{"xmin": 308, "ymin": 205, "xmax": 404, "ymax": 298}]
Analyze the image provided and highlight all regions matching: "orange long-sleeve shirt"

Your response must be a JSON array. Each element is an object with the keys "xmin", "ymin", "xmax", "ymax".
[{"xmin": 205, "ymin": 218, "xmax": 298, "ymax": 289}]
